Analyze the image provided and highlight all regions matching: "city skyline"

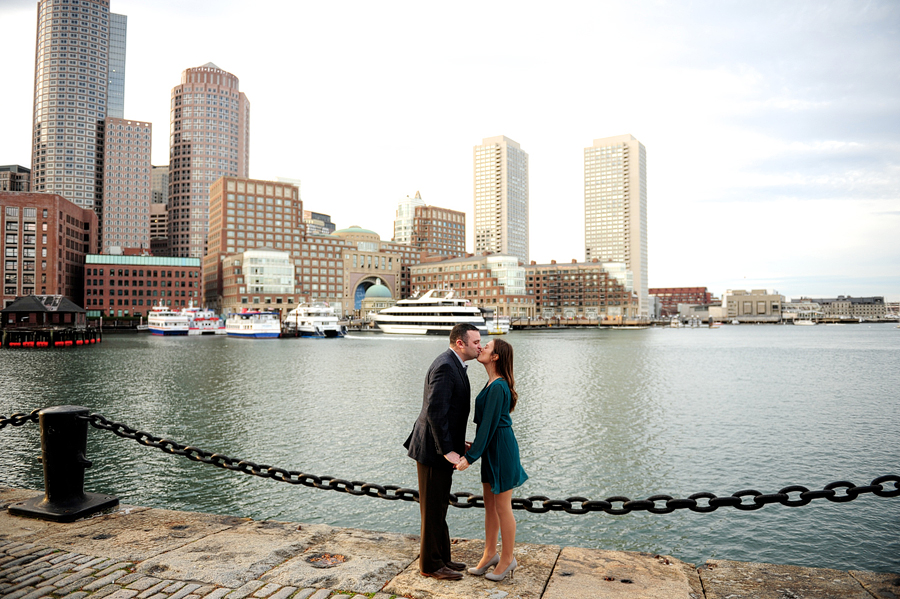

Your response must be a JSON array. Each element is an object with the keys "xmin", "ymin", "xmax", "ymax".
[{"xmin": 2, "ymin": 0, "xmax": 898, "ymax": 300}]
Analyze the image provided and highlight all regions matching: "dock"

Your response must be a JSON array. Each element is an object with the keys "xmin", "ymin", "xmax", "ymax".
[{"xmin": 2, "ymin": 486, "xmax": 897, "ymax": 599}]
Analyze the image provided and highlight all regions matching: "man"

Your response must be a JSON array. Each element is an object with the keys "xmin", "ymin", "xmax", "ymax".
[{"xmin": 404, "ymin": 323, "xmax": 482, "ymax": 581}]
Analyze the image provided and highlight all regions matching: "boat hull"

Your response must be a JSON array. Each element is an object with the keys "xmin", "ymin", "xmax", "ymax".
[
  {"xmin": 225, "ymin": 331, "xmax": 280, "ymax": 338},
  {"xmin": 149, "ymin": 328, "xmax": 189, "ymax": 336}
]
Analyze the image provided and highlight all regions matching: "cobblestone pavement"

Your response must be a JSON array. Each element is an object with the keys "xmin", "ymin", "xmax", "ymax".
[{"xmin": 0, "ymin": 542, "xmax": 397, "ymax": 599}]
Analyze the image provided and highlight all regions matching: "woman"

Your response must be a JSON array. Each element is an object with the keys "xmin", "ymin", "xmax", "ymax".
[{"xmin": 455, "ymin": 338, "xmax": 528, "ymax": 581}]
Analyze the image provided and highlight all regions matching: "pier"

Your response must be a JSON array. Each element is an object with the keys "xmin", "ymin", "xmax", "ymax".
[{"xmin": 2, "ymin": 486, "xmax": 898, "ymax": 599}]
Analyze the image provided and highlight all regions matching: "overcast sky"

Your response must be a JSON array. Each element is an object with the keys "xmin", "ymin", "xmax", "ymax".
[{"xmin": 2, "ymin": 0, "xmax": 898, "ymax": 300}]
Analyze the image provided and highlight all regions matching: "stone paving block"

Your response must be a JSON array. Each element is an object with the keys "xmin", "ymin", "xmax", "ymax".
[
  {"xmin": 191, "ymin": 585, "xmax": 216, "ymax": 596},
  {"xmin": 225, "ymin": 580, "xmax": 267, "ymax": 598},
  {"xmin": 74, "ymin": 556, "xmax": 110, "ymax": 570},
  {"xmin": 54, "ymin": 572, "xmax": 98, "ymax": 594},
  {"xmin": 849, "ymin": 570, "xmax": 900, "ymax": 599},
  {"xmin": 290, "ymin": 589, "xmax": 315, "ymax": 599},
  {"xmin": 170, "ymin": 582, "xmax": 202, "ymax": 599},
  {"xmin": 163, "ymin": 580, "xmax": 189, "ymax": 593},
  {"xmin": 124, "ymin": 576, "xmax": 162, "ymax": 591},
  {"xmin": 384, "ymin": 538, "xmax": 560, "ymax": 599},
  {"xmin": 306, "ymin": 590, "xmax": 331, "ymax": 599},
  {"xmin": 103, "ymin": 590, "xmax": 140, "ymax": 599},
  {"xmin": 135, "ymin": 520, "xmax": 335, "ymax": 589},
  {"xmin": 700, "ymin": 559, "xmax": 873, "ymax": 598},
  {"xmin": 135, "ymin": 580, "xmax": 171, "ymax": 598},
  {"xmin": 38, "ymin": 507, "xmax": 244, "ymax": 563},
  {"xmin": 252, "ymin": 582, "xmax": 282, "ymax": 597},
  {"xmin": 263, "ymin": 526, "xmax": 419, "ymax": 594},
  {"xmin": 60, "ymin": 592, "xmax": 89, "ymax": 599},
  {"xmin": 93, "ymin": 584, "xmax": 127, "ymax": 599},
  {"xmin": 19, "ymin": 585, "xmax": 58, "ymax": 599},
  {"xmin": 4, "ymin": 587, "xmax": 40, "ymax": 599},
  {"xmin": 543, "ymin": 547, "xmax": 701, "ymax": 599},
  {"xmin": 203, "ymin": 588, "xmax": 233, "ymax": 599},
  {"xmin": 267, "ymin": 586, "xmax": 298, "ymax": 599},
  {"xmin": 83, "ymin": 570, "xmax": 128, "ymax": 591},
  {"xmin": 115, "ymin": 572, "xmax": 144, "ymax": 586}
]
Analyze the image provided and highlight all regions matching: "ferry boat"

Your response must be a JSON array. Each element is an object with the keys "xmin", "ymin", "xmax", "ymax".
[
  {"xmin": 283, "ymin": 303, "xmax": 346, "ymax": 338},
  {"xmin": 147, "ymin": 303, "xmax": 190, "ymax": 336},
  {"xmin": 184, "ymin": 304, "xmax": 226, "ymax": 335},
  {"xmin": 372, "ymin": 289, "xmax": 488, "ymax": 335},
  {"xmin": 225, "ymin": 310, "xmax": 281, "ymax": 338}
]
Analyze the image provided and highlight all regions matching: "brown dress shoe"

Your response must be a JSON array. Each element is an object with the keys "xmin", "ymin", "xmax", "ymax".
[
  {"xmin": 446, "ymin": 560, "xmax": 466, "ymax": 571},
  {"xmin": 421, "ymin": 566, "xmax": 463, "ymax": 581}
]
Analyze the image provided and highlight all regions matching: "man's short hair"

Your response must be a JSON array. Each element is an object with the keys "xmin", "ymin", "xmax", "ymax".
[{"xmin": 450, "ymin": 323, "xmax": 479, "ymax": 345}]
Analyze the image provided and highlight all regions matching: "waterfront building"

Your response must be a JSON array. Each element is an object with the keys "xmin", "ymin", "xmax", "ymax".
[
  {"xmin": 410, "ymin": 254, "xmax": 534, "ymax": 318},
  {"xmin": 1, "ymin": 192, "xmax": 97, "ymax": 307},
  {"xmin": 101, "ymin": 118, "xmax": 151, "ymax": 253},
  {"xmin": 332, "ymin": 226, "xmax": 422, "ymax": 316},
  {"xmin": 204, "ymin": 177, "xmax": 300, "ymax": 312},
  {"xmin": 781, "ymin": 298, "xmax": 824, "ymax": 322},
  {"xmin": 359, "ymin": 279, "xmax": 396, "ymax": 321},
  {"xmin": 720, "ymin": 289, "xmax": 783, "ymax": 323},
  {"xmin": 1, "ymin": 294, "xmax": 86, "ymax": 329},
  {"xmin": 584, "ymin": 134, "xmax": 648, "ymax": 317},
  {"xmin": 168, "ymin": 63, "xmax": 250, "ymax": 259},
  {"xmin": 83, "ymin": 253, "xmax": 201, "ymax": 318},
  {"xmin": 650, "ymin": 287, "xmax": 714, "ymax": 317},
  {"xmin": 526, "ymin": 259, "xmax": 638, "ymax": 319},
  {"xmin": 0, "ymin": 166, "xmax": 31, "ymax": 192},
  {"xmin": 218, "ymin": 248, "xmax": 299, "ymax": 315},
  {"xmin": 805, "ymin": 295, "xmax": 887, "ymax": 319},
  {"xmin": 151, "ymin": 165, "xmax": 168, "ymax": 204},
  {"xmin": 303, "ymin": 210, "xmax": 336, "ymax": 236},
  {"xmin": 474, "ymin": 136, "xmax": 529, "ymax": 264}
]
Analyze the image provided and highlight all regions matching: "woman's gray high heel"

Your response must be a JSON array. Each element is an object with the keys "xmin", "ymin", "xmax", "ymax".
[
  {"xmin": 467, "ymin": 553, "xmax": 499, "ymax": 575},
  {"xmin": 485, "ymin": 557, "xmax": 517, "ymax": 581}
]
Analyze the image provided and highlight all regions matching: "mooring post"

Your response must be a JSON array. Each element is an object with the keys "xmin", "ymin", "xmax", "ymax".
[{"xmin": 8, "ymin": 405, "xmax": 118, "ymax": 522}]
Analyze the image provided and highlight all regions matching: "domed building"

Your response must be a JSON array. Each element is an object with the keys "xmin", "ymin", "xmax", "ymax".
[
  {"xmin": 360, "ymin": 278, "xmax": 396, "ymax": 321},
  {"xmin": 331, "ymin": 226, "xmax": 406, "ymax": 314}
]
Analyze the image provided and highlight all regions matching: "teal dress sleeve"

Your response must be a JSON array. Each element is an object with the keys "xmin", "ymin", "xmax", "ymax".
[{"xmin": 464, "ymin": 381, "xmax": 506, "ymax": 464}]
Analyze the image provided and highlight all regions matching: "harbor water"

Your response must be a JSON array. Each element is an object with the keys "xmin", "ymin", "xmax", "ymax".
[{"xmin": 1, "ymin": 324, "xmax": 898, "ymax": 573}]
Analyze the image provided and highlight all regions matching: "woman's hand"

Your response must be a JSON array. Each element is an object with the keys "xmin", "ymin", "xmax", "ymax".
[{"xmin": 456, "ymin": 457, "xmax": 469, "ymax": 471}]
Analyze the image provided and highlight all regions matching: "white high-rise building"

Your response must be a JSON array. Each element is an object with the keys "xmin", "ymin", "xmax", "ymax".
[
  {"xmin": 393, "ymin": 191, "xmax": 425, "ymax": 245},
  {"xmin": 584, "ymin": 134, "xmax": 648, "ymax": 317},
  {"xmin": 473, "ymin": 136, "xmax": 528, "ymax": 264}
]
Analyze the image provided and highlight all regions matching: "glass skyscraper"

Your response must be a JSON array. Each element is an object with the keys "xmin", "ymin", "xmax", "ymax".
[
  {"xmin": 473, "ymin": 135, "xmax": 529, "ymax": 265},
  {"xmin": 107, "ymin": 13, "xmax": 127, "ymax": 119}
]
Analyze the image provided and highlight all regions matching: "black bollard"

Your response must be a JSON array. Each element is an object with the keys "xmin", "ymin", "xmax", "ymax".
[{"xmin": 8, "ymin": 405, "xmax": 118, "ymax": 522}]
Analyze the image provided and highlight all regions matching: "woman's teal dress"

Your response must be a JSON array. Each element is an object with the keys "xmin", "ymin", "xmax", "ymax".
[{"xmin": 463, "ymin": 379, "xmax": 528, "ymax": 495}]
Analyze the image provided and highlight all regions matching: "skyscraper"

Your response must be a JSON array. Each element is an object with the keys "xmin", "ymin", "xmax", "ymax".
[
  {"xmin": 473, "ymin": 136, "xmax": 528, "ymax": 264},
  {"xmin": 584, "ymin": 134, "xmax": 648, "ymax": 317},
  {"xmin": 100, "ymin": 118, "xmax": 151, "ymax": 253},
  {"xmin": 30, "ymin": 0, "xmax": 121, "ymax": 212},
  {"xmin": 167, "ymin": 63, "xmax": 250, "ymax": 259},
  {"xmin": 393, "ymin": 191, "xmax": 425, "ymax": 245},
  {"xmin": 106, "ymin": 13, "xmax": 127, "ymax": 119}
]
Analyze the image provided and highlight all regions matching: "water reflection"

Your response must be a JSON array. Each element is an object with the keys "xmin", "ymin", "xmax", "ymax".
[{"xmin": 1, "ymin": 326, "xmax": 898, "ymax": 572}]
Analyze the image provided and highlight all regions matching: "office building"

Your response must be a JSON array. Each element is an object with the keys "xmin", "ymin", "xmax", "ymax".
[
  {"xmin": 83, "ymin": 254, "xmax": 201, "ymax": 317},
  {"xmin": 584, "ymin": 134, "xmax": 648, "ymax": 317},
  {"xmin": 806, "ymin": 296, "xmax": 887, "ymax": 319},
  {"xmin": 168, "ymin": 63, "xmax": 250, "ymax": 259},
  {"xmin": 303, "ymin": 210, "xmax": 336, "ymax": 236},
  {"xmin": 106, "ymin": 13, "xmax": 126, "ymax": 118},
  {"xmin": 151, "ymin": 165, "xmax": 168, "ymax": 204},
  {"xmin": 2, "ymin": 191, "xmax": 97, "ymax": 307},
  {"xmin": 0, "ymin": 166, "xmax": 31, "ymax": 192},
  {"xmin": 720, "ymin": 289, "xmax": 783, "ymax": 323},
  {"xmin": 474, "ymin": 136, "xmax": 529, "ymax": 264},
  {"xmin": 410, "ymin": 254, "xmax": 534, "ymax": 318},
  {"xmin": 219, "ymin": 248, "xmax": 299, "ymax": 314},
  {"xmin": 30, "ymin": 0, "xmax": 125, "ymax": 214},
  {"xmin": 527, "ymin": 259, "xmax": 639, "ymax": 319},
  {"xmin": 394, "ymin": 191, "xmax": 425, "ymax": 245},
  {"xmin": 100, "ymin": 118, "xmax": 151, "ymax": 253}
]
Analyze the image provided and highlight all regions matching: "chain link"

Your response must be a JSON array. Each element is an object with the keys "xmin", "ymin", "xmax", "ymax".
[{"xmin": 3, "ymin": 411, "xmax": 899, "ymax": 514}]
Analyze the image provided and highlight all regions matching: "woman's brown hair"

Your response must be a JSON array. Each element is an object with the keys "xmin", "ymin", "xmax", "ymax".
[{"xmin": 492, "ymin": 338, "xmax": 518, "ymax": 411}]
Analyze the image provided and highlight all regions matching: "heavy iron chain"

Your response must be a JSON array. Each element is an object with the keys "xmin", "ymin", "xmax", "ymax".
[{"xmin": 3, "ymin": 410, "xmax": 899, "ymax": 514}]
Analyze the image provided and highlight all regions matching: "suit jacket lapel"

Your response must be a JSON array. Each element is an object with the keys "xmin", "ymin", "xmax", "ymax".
[{"xmin": 446, "ymin": 348, "xmax": 468, "ymax": 382}]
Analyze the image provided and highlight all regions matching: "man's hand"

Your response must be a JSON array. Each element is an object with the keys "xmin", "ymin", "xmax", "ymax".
[{"xmin": 444, "ymin": 451, "xmax": 461, "ymax": 465}]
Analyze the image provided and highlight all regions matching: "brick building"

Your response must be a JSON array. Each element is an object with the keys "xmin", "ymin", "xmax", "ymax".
[
  {"xmin": 410, "ymin": 254, "xmax": 534, "ymax": 318},
  {"xmin": 2, "ymin": 192, "xmax": 97, "ymax": 308},
  {"xmin": 527, "ymin": 259, "xmax": 639, "ymax": 319},
  {"xmin": 650, "ymin": 287, "xmax": 714, "ymax": 317},
  {"xmin": 83, "ymin": 254, "xmax": 201, "ymax": 317}
]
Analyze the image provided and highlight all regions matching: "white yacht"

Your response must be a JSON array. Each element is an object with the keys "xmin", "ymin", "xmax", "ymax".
[
  {"xmin": 147, "ymin": 303, "xmax": 190, "ymax": 336},
  {"xmin": 225, "ymin": 311, "xmax": 281, "ymax": 338},
  {"xmin": 283, "ymin": 303, "xmax": 346, "ymax": 338},
  {"xmin": 372, "ymin": 289, "xmax": 488, "ymax": 335}
]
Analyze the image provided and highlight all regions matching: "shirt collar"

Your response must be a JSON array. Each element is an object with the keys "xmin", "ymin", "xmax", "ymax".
[{"xmin": 451, "ymin": 348, "xmax": 468, "ymax": 370}]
